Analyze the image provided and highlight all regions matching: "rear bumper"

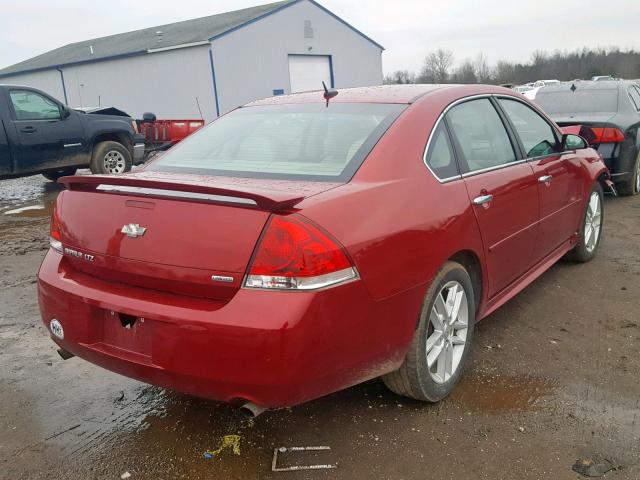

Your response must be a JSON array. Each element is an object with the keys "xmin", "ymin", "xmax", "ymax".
[{"xmin": 37, "ymin": 251, "xmax": 419, "ymax": 407}]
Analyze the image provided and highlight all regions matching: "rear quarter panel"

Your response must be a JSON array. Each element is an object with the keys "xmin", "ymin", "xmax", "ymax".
[{"xmin": 299, "ymin": 89, "xmax": 486, "ymax": 302}]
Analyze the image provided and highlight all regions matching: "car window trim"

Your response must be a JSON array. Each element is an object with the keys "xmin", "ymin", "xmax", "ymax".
[
  {"xmin": 422, "ymin": 93, "xmax": 570, "ymax": 182},
  {"xmin": 627, "ymin": 86, "xmax": 640, "ymax": 111},
  {"xmin": 489, "ymin": 96, "xmax": 526, "ymax": 159},
  {"xmin": 422, "ymin": 118, "xmax": 462, "ymax": 183},
  {"xmin": 460, "ymin": 158, "xmax": 529, "ymax": 178},
  {"xmin": 445, "ymin": 96, "xmax": 521, "ymax": 176},
  {"xmin": 8, "ymin": 87, "xmax": 63, "ymax": 122},
  {"xmin": 492, "ymin": 95, "xmax": 565, "ymax": 161},
  {"xmin": 422, "ymin": 94, "xmax": 514, "ymax": 182}
]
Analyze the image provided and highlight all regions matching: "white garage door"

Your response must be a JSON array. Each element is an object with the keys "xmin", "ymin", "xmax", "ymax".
[{"xmin": 288, "ymin": 55, "xmax": 332, "ymax": 93}]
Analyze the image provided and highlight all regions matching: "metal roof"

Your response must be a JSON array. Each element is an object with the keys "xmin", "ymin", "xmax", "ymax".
[{"xmin": 0, "ymin": 0, "xmax": 383, "ymax": 77}]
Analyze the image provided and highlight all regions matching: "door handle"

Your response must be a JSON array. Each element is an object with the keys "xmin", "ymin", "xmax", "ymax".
[
  {"xmin": 20, "ymin": 126, "xmax": 37, "ymax": 133},
  {"xmin": 473, "ymin": 194, "xmax": 494, "ymax": 206},
  {"xmin": 538, "ymin": 175, "xmax": 553, "ymax": 184}
]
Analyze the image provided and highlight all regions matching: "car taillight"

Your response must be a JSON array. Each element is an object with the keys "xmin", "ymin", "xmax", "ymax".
[
  {"xmin": 244, "ymin": 214, "xmax": 358, "ymax": 290},
  {"xmin": 50, "ymin": 204, "xmax": 63, "ymax": 253},
  {"xmin": 131, "ymin": 120, "xmax": 139, "ymax": 134},
  {"xmin": 588, "ymin": 127, "xmax": 625, "ymax": 144}
]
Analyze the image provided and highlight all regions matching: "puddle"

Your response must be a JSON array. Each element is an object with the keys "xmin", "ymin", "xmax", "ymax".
[
  {"xmin": 450, "ymin": 373, "xmax": 556, "ymax": 412},
  {"xmin": 4, "ymin": 205, "xmax": 47, "ymax": 216},
  {"xmin": 0, "ymin": 175, "xmax": 62, "ymax": 220}
]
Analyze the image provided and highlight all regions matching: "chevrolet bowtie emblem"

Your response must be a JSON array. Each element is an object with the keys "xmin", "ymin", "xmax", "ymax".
[{"xmin": 121, "ymin": 223, "xmax": 147, "ymax": 238}]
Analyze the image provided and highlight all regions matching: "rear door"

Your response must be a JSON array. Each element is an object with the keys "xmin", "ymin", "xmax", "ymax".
[
  {"xmin": 7, "ymin": 88, "xmax": 83, "ymax": 173},
  {"xmin": 497, "ymin": 98, "xmax": 583, "ymax": 260},
  {"xmin": 446, "ymin": 97, "xmax": 540, "ymax": 297}
]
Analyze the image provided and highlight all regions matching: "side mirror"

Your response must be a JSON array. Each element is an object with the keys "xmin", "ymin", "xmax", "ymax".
[
  {"xmin": 142, "ymin": 112, "xmax": 156, "ymax": 123},
  {"xmin": 60, "ymin": 105, "xmax": 71, "ymax": 119},
  {"xmin": 561, "ymin": 133, "xmax": 588, "ymax": 151}
]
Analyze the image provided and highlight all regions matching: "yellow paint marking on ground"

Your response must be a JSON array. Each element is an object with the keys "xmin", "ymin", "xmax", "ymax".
[{"xmin": 205, "ymin": 435, "xmax": 241, "ymax": 458}]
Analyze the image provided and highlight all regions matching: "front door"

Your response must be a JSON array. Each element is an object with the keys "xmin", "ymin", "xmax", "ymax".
[
  {"xmin": 446, "ymin": 98, "xmax": 540, "ymax": 297},
  {"xmin": 496, "ymin": 98, "xmax": 583, "ymax": 260},
  {"xmin": 8, "ymin": 88, "xmax": 83, "ymax": 174}
]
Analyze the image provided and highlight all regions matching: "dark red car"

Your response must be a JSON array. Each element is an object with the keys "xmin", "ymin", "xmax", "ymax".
[{"xmin": 39, "ymin": 85, "xmax": 609, "ymax": 412}]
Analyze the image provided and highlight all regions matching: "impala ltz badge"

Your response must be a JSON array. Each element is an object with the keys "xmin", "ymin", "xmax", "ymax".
[
  {"xmin": 121, "ymin": 223, "xmax": 147, "ymax": 238},
  {"xmin": 64, "ymin": 247, "xmax": 94, "ymax": 262}
]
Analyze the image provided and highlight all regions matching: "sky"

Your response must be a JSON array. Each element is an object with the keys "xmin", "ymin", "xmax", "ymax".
[{"xmin": 1, "ymin": 0, "xmax": 639, "ymax": 74}]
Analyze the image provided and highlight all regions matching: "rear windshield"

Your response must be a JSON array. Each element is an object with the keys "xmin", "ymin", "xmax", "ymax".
[
  {"xmin": 147, "ymin": 103, "xmax": 405, "ymax": 182},
  {"xmin": 535, "ymin": 89, "xmax": 619, "ymax": 115}
]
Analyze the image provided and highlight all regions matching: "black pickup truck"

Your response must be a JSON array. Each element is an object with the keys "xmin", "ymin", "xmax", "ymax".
[{"xmin": 0, "ymin": 85, "xmax": 144, "ymax": 181}]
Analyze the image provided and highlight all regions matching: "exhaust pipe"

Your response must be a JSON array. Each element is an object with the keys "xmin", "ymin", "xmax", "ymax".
[
  {"xmin": 57, "ymin": 348, "xmax": 75, "ymax": 360},
  {"xmin": 239, "ymin": 401, "xmax": 268, "ymax": 418}
]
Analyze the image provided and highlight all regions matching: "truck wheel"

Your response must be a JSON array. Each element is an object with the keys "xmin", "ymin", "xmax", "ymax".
[
  {"xmin": 565, "ymin": 183, "xmax": 604, "ymax": 262},
  {"xmin": 382, "ymin": 261, "xmax": 475, "ymax": 402},
  {"xmin": 616, "ymin": 152, "xmax": 640, "ymax": 196},
  {"xmin": 42, "ymin": 168, "xmax": 77, "ymax": 182},
  {"xmin": 91, "ymin": 141, "xmax": 132, "ymax": 175}
]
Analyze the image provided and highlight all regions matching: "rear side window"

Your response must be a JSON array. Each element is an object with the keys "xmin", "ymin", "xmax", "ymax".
[
  {"xmin": 628, "ymin": 86, "xmax": 640, "ymax": 111},
  {"xmin": 535, "ymin": 88, "xmax": 618, "ymax": 115},
  {"xmin": 446, "ymin": 99, "xmax": 516, "ymax": 173},
  {"xmin": 9, "ymin": 90, "xmax": 61, "ymax": 121},
  {"xmin": 425, "ymin": 123, "xmax": 458, "ymax": 179},
  {"xmin": 498, "ymin": 99, "xmax": 558, "ymax": 157},
  {"xmin": 148, "ymin": 103, "xmax": 405, "ymax": 182}
]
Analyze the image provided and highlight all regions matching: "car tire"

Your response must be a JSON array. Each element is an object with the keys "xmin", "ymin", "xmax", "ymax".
[
  {"xmin": 616, "ymin": 152, "xmax": 640, "ymax": 196},
  {"xmin": 90, "ymin": 141, "xmax": 132, "ymax": 175},
  {"xmin": 382, "ymin": 261, "xmax": 476, "ymax": 402},
  {"xmin": 42, "ymin": 168, "xmax": 77, "ymax": 182},
  {"xmin": 566, "ymin": 182, "xmax": 604, "ymax": 263}
]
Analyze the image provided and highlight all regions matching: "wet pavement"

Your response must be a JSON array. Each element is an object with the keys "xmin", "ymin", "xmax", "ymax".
[{"xmin": 1, "ymin": 174, "xmax": 639, "ymax": 479}]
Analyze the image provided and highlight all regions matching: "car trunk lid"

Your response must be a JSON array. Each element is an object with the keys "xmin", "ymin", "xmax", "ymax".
[{"xmin": 56, "ymin": 173, "xmax": 340, "ymax": 300}]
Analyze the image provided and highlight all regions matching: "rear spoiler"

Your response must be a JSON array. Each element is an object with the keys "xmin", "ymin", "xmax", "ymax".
[{"xmin": 60, "ymin": 175, "xmax": 305, "ymax": 211}]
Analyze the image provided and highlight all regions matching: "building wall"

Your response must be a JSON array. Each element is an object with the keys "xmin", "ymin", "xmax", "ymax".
[
  {"xmin": 60, "ymin": 45, "xmax": 217, "ymax": 120},
  {"xmin": 0, "ymin": 69, "xmax": 66, "ymax": 103},
  {"xmin": 211, "ymin": 0, "xmax": 383, "ymax": 114},
  {"xmin": 1, "ymin": 45, "xmax": 217, "ymax": 121}
]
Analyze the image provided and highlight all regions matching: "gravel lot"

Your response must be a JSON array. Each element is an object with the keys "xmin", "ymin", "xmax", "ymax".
[{"xmin": 1, "ymin": 174, "xmax": 639, "ymax": 479}]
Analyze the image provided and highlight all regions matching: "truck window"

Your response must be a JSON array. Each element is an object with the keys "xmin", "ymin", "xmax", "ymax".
[{"xmin": 9, "ymin": 90, "xmax": 61, "ymax": 121}]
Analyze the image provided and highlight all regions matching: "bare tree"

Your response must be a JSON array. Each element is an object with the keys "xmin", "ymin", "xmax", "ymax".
[
  {"xmin": 419, "ymin": 49, "xmax": 454, "ymax": 83},
  {"xmin": 493, "ymin": 60, "xmax": 516, "ymax": 85},
  {"xmin": 474, "ymin": 53, "xmax": 491, "ymax": 83},
  {"xmin": 384, "ymin": 70, "xmax": 416, "ymax": 85},
  {"xmin": 451, "ymin": 60, "xmax": 477, "ymax": 84}
]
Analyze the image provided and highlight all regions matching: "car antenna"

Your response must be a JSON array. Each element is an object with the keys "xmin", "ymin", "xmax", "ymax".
[{"xmin": 322, "ymin": 81, "xmax": 338, "ymax": 107}]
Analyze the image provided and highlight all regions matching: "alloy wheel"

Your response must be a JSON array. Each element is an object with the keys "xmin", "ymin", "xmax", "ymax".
[
  {"xmin": 103, "ymin": 150, "xmax": 126, "ymax": 174},
  {"xmin": 584, "ymin": 191, "xmax": 602, "ymax": 253},
  {"xmin": 426, "ymin": 280, "xmax": 469, "ymax": 384}
]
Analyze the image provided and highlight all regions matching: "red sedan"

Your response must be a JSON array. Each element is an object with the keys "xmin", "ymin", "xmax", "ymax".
[{"xmin": 39, "ymin": 84, "xmax": 608, "ymax": 412}]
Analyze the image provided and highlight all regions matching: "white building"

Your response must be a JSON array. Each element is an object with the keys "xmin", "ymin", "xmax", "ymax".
[{"xmin": 0, "ymin": 0, "xmax": 384, "ymax": 121}]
